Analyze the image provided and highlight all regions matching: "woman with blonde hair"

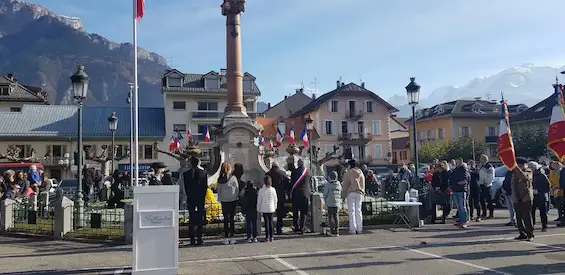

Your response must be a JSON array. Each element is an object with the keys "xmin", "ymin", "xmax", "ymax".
[{"xmin": 217, "ymin": 163, "xmax": 240, "ymax": 244}]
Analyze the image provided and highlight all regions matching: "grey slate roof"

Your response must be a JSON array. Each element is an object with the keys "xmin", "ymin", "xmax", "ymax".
[
  {"xmin": 162, "ymin": 69, "xmax": 261, "ymax": 96},
  {"xmin": 0, "ymin": 105, "xmax": 165, "ymax": 139},
  {"xmin": 511, "ymin": 94, "xmax": 556, "ymax": 122},
  {"xmin": 0, "ymin": 76, "xmax": 49, "ymax": 103},
  {"xmin": 262, "ymin": 88, "xmax": 313, "ymax": 118},
  {"xmin": 406, "ymin": 99, "xmax": 528, "ymax": 122}
]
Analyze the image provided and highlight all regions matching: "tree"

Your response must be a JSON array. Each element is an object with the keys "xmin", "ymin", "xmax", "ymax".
[
  {"xmin": 418, "ymin": 141, "xmax": 449, "ymax": 163},
  {"xmin": 512, "ymin": 126, "xmax": 548, "ymax": 159},
  {"xmin": 446, "ymin": 137, "xmax": 485, "ymax": 161}
]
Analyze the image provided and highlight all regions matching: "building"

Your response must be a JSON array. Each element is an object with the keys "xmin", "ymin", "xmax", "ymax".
[
  {"xmin": 290, "ymin": 80, "xmax": 399, "ymax": 167},
  {"xmin": 0, "ymin": 73, "xmax": 50, "ymax": 112},
  {"xmin": 406, "ymin": 99, "xmax": 528, "ymax": 158},
  {"xmin": 390, "ymin": 116, "xmax": 410, "ymax": 164},
  {"xmin": 511, "ymin": 93, "xmax": 556, "ymax": 131},
  {"xmin": 262, "ymin": 88, "xmax": 312, "ymax": 118},
  {"xmin": 160, "ymin": 69, "xmax": 261, "ymax": 170},
  {"xmin": 0, "ymin": 105, "xmax": 165, "ymax": 180}
]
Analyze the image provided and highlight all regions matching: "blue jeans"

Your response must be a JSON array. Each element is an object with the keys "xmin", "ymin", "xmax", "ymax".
[
  {"xmin": 453, "ymin": 192, "xmax": 468, "ymax": 224},
  {"xmin": 246, "ymin": 214, "xmax": 258, "ymax": 239},
  {"xmin": 504, "ymin": 193, "xmax": 515, "ymax": 223}
]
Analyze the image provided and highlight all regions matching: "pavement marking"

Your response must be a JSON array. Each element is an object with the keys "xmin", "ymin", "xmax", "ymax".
[
  {"xmin": 404, "ymin": 247, "xmax": 515, "ymax": 275},
  {"xmin": 517, "ymin": 240, "xmax": 565, "ymax": 250},
  {"xmin": 274, "ymin": 256, "xmax": 310, "ymax": 275},
  {"xmin": 178, "ymin": 245, "xmax": 399, "ymax": 264}
]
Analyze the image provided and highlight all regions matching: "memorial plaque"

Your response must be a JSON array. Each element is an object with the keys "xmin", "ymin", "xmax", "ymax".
[
  {"xmin": 138, "ymin": 210, "xmax": 174, "ymax": 228},
  {"xmin": 229, "ymin": 147, "xmax": 250, "ymax": 168},
  {"xmin": 228, "ymin": 129, "xmax": 251, "ymax": 144}
]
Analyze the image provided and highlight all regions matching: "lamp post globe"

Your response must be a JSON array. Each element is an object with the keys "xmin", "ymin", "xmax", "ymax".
[
  {"xmin": 406, "ymin": 77, "xmax": 421, "ymax": 178},
  {"xmin": 71, "ymin": 65, "xmax": 89, "ymax": 101},
  {"xmin": 305, "ymin": 116, "xmax": 314, "ymax": 131},
  {"xmin": 108, "ymin": 112, "xmax": 118, "ymax": 132}
]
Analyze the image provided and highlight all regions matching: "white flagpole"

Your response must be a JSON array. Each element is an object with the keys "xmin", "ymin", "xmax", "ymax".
[{"xmin": 133, "ymin": 0, "xmax": 140, "ymax": 186}]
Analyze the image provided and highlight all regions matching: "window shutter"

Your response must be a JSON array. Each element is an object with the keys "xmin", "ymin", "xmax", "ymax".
[
  {"xmin": 374, "ymin": 144, "xmax": 382, "ymax": 159},
  {"xmin": 372, "ymin": 120, "xmax": 381, "ymax": 136},
  {"xmin": 327, "ymin": 102, "xmax": 331, "ymax": 113},
  {"xmin": 331, "ymin": 120, "xmax": 335, "ymax": 135}
]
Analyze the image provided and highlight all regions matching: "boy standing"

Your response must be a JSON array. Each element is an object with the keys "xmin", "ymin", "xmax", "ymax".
[{"xmin": 323, "ymin": 171, "xmax": 342, "ymax": 236}]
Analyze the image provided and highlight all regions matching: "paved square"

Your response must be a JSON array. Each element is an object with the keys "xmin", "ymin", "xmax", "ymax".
[{"xmin": 1, "ymin": 210, "xmax": 564, "ymax": 274}]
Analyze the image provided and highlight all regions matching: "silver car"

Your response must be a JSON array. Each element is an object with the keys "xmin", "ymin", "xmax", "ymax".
[{"xmin": 492, "ymin": 166, "xmax": 508, "ymax": 208}]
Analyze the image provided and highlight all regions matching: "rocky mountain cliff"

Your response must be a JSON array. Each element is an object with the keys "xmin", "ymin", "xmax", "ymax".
[{"xmin": 0, "ymin": 0, "xmax": 168, "ymax": 106}]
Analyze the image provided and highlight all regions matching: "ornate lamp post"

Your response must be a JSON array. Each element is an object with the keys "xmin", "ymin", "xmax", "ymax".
[
  {"xmin": 108, "ymin": 112, "xmax": 118, "ymax": 172},
  {"xmin": 305, "ymin": 116, "xmax": 314, "ymax": 173},
  {"xmin": 406, "ymin": 77, "xmax": 421, "ymax": 173},
  {"xmin": 71, "ymin": 65, "xmax": 88, "ymax": 224}
]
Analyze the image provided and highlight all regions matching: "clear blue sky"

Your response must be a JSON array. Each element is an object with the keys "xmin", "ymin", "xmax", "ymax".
[{"xmin": 30, "ymin": 0, "xmax": 565, "ymax": 105}]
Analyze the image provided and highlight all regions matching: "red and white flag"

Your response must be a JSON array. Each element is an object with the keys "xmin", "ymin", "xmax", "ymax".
[
  {"xmin": 276, "ymin": 127, "xmax": 284, "ymax": 148},
  {"xmin": 497, "ymin": 96, "xmax": 517, "ymax": 170},
  {"xmin": 548, "ymin": 84, "xmax": 565, "ymax": 162},
  {"xmin": 289, "ymin": 123, "xmax": 295, "ymax": 144},
  {"xmin": 301, "ymin": 128, "xmax": 309, "ymax": 147},
  {"xmin": 204, "ymin": 125, "xmax": 211, "ymax": 142},
  {"xmin": 169, "ymin": 137, "xmax": 180, "ymax": 152},
  {"xmin": 269, "ymin": 139, "xmax": 274, "ymax": 150},
  {"xmin": 187, "ymin": 123, "xmax": 193, "ymax": 141},
  {"xmin": 136, "ymin": 0, "xmax": 145, "ymax": 21}
]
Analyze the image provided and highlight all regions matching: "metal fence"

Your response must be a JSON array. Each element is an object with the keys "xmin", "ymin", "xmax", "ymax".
[
  {"xmin": 9, "ymin": 203, "xmax": 54, "ymax": 236},
  {"xmin": 65, "ymin": 205, "xmax": 125, "ymax": 240}
]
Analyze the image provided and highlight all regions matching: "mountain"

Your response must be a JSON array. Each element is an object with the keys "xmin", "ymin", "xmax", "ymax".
[
  {"xmin": 389, "ymin": 63, "xmax": 565, "ymax": 116},
  {"xmin": 257, "ymin": 101, "xmax": 268, "ymax": 113},
  {"xmin": 0, "ymin": 0, "xmax": 168, "ymax": 106}
]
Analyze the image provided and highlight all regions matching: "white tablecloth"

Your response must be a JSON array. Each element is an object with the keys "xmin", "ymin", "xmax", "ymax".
[{"xmin": 385, "ymin": 201, "xmax": 422, "ymax": 207}]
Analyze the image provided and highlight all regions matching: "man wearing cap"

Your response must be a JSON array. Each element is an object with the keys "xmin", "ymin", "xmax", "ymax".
[
  {"xmin": 183, "ymin": 156, "xmax": 208, "ymax": 245},
  {"xmin": 511, "ymin": 157, "xmax": 534, "ymax": 241},
  {"xmin": 148, "ymin": 162, "xmax": 167, "ymax": 185}
]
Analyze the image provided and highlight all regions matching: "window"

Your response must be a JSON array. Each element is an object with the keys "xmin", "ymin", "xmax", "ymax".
[
  {"xmin": 172, "ymin": 101, "xmax": 186, "ymax": 110},
  {"xmin": 0, "ymin": 86, "xmax": 9, "ymax": 96},
  {"xmin": 341, "ymin": 121, "xmax": 348, "ymax": 134},
  {"xmin": 366, "ymin": 101, "xmax": 373, "ymax": 113},
  {"xmin": 487, "ymin": 126, "xmax": 497, "ymax": 136},
  {"xmin": 116, "ymin": 145, "xmax": 127, "ymax": 158},
  {"xmin": 393, "ymin": 151, "xmax": 398, "ymax": 160},
  {"xmin": 325, "ymin": 144, "xmax": 335, "ymax": 154},
  {"xmin": 427, "ymin": 129, "xmax": 433, "ymax": 140},
  {"xmin": 168, "ymin": 77, "xmax": 182, "ymax": 87},
  {"xmin": 358, "ymin": 145, "xmax": 366, "ymax": 159},
  {"xmin": 460, "ymin": 127, "xmax": 470, "ymax": 137},
  {"xmin": 51, "ymin": 145, "xmax": 65, "ymax": 158},
  {"xmin": 197, "ymin": 102, "xmax": 219, "ymax": 111},
  {"xmin": 357, "ymin": 121, "xmax": 364, "ymax": 134},
  {"xmin": 243, "ymin": 79, "xmax": 253, "ymax": 90},
  {"xmin": 372, "ymin": 120, "xmax": 381, "ymax": 136},
  {"xmin": 324, "ymin": 121, "xmax": 334, "ymax": 135},
  {"xmin": 83, "ymin": 145, "xmax": 95, "ymax": 155},
  {"xmin": 400, "ymin": 151, "xmax": 408, "ymax": 160},
  {"xmin": 373, "ymin": 144, "xmax": 382, "ymax": 159},
  {"xmin": 330, "ymin": 100, "xmax": 338, "ymax": 113},
  {"xmin": 11, "ymin": 145, "xmax": 32, "ymax": 158},
  {"xmin": 204, "ymin": 78, "xmax": 220, "ymax": 89},
  {"xmin": 348, "ymin": 100, "xmax": 356, "ymax": 113},
  {"xmin": 10, "ymin": 107, "xmax": 21, "ymax": 112},
  {"xmin": 173, "ymin": 124, "xmax": 186, "ymax": 132},
  {"xmin": 139, "ymin": 145, "xmax": 154, "ymax": 160},
  {"xmin": 438, "ymin": 128, "xmax": 445, "ymax": 139}
]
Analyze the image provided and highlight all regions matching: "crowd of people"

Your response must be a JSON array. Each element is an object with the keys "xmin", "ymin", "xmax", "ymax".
[{"xmin": 0, "ymin": 165, "xmax": 52, "ymax": 204}]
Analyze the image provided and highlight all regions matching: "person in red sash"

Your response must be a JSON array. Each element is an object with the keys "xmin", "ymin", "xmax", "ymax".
[{"xmin": 290, "ymin": 159, "xmax": 311, "ymax": 234}]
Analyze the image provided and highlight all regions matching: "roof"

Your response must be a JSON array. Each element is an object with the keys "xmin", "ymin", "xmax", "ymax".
[
  {"xmin": 256, "ymin": 117, "xmax": 320, "ymax": 140},
  {"xmin": 290, "ymin": 83, "xmax": 398, "ymax": 118},
  {"xmin": 392, "ymin": 137, "xmax": 410, "ymax": 150},
  {"xmin": 262, "ymin": 88, "xmax": 312, "ymax": 118},
  {"xmin": 0, "ymin": 105, "xmax": 165, "ymax": 139},
  {"xmin": 405, "ymin": 99, "xmax": 528, "ymax": 123},
  {"xmin": 0, "ymin": 76, "xmax": 50, "ymax": 103},
  {"xmin": 161, "ymin": 69, "xmax": 261, "ymax": 96},
  {"xmin": 390, "ymin": 116, "xmax": 408, "ymax": 132},
  {"xmin": 511, "ymin": 94, "xmax": 556, "ymax": 122}
]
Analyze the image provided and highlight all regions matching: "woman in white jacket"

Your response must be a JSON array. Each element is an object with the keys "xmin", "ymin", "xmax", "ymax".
[{"xmin": 257, "ymin": 175, "xmax": 278, "ymax": 242}]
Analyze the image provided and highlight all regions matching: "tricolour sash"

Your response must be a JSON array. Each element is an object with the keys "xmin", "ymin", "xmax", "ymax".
[{"xmin": 291, "ymin": 168, "xmax": 308, "ymax": 194}]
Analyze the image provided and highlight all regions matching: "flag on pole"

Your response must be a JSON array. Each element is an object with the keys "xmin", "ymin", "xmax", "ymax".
[
  {"xmin": 204, "ymin": 125, "xmax": 211, "ymax": 142},
  {"xmin": 269, "ymin": 139, "xmax": 274, "ymax": 150},
  {"xmin": 136, "ymin": 0, "xmax": 145, "ymax": 21},
  {"xmin": 187, "ymin": 123, "xmax": 193, "ymax": 141},
  {"xmin": 289, "ymin": 123, "xmax": 295, "ymax": 144},
  {"xmin": 174, "ymin": 128, "xmax": 184, "ymax": 141},
  {"xmin": 497, "ymin": 94, "xmax": 517, "ymax": 170},
  {"xmin": 276, "ymin": 127, "xmax": 284, "ymax": 148},
  {"xmin": 169, "ymin": 136, "xmax": 180, "ymax": 152},
  {"xmin": 301, "ymin": 128, "xmax": 309, "ymax": 147},
  {"xmin": 548, "ymin": 84, "xmax": 565, "ymax": 162}
]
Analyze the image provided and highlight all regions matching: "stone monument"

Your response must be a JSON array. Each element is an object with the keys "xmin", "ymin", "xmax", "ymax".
[{"xmin": 218, "ymin": 0, "xmax": 263, "ymax": 186}]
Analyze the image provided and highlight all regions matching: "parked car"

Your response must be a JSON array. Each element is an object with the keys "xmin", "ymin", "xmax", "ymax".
[
  {"xmin": 492, "ymin": 166, "xmax": 507, "ymax": 208},
  {"xmin": 57, "ymin": 179, "xmax": 78, "ymax": 198}
]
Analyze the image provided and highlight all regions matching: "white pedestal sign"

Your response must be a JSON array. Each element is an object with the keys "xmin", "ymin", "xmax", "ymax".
[{"xmin": 133, "ymin": 185, "xmax": 179, "ymax": 275}]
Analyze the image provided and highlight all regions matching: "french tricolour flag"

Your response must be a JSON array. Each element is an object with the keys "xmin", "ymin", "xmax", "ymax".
[
  {"xmin": 548, "ymin": 84, "xmax": 565, "ymax": 162},
  {"xmin": 289, "ymin": 124, "xmax": 295, "ymax": 144},
  {"xmin": 276, "ymin": 127, "xmax": 284, "ymax": 148},
  {"xmin": 497, "ymin": 97, "xmax": 517, "ymax": 170},
  {"xmin": 301, "ymin": 128, "xmax": 309, "ymax": 147},
  {"xmin": 136, "ymin": 0, "xmax": 145, "ymax": 21},
  {"xmin": 204, "ymin": 125, "xmax": 211, "ymax": 142}
]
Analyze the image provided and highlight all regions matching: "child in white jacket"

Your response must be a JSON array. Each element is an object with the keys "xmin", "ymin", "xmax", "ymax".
[{"xmin": 257, "ymin": 175, "xmax": 278, "ymax": 242}]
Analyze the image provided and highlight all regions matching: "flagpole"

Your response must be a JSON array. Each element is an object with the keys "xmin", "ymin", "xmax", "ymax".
[{"xmin": 133, "ymin": 0, "xmax": 140, "ymax": 186}]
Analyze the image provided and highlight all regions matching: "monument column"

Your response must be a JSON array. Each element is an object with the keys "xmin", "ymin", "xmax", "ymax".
[{"xmin": 222, "ymin": 0, "xmax": 247, "ymax": 118}]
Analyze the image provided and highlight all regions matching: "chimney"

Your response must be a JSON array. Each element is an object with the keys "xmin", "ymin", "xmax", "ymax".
[
  {"xmin": 6, "ymin": 73, "xmax": 13, "ymax": 81},
  {"xmin": 312, "ymin": 93, "xmax": 316, "ymax": 100},
  {"xmin": 341, "ymin": 82, "xmax": 345, "ymax": 87},
  {"xmin": 220, "ymin": 68, "xmax": 227, "ymax": 76},
  {"xmin": 267, "ymin": 103, "xmax": 271, "ymax": 109},
  {"xmin": 284, "ymin": 95, "xmax": 288, "ymax": 100},
  {"xmin": 361, "ymin": 82, "xmax": 365, "ymax": 88},
  {"xmin": 336, "ymin": 80, "xmax": 340, "ymax": 88}
]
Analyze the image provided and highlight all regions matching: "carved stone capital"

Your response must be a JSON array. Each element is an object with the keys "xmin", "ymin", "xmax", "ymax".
[{"xmin": 221, "ymin": 0, "xmax": 246, "ymax": 16}]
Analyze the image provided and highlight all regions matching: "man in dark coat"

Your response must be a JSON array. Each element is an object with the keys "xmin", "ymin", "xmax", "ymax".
[
  {"xmin": 267, "ymin": 162, "xmax": 289, "ymax": 235},
  {"xmin": 290, "ymin": 159, "xmax": 311, "ymax": 234},
  {"xmin": 183, "ymin": 157, "xmax": 208, "ymax": 245}
]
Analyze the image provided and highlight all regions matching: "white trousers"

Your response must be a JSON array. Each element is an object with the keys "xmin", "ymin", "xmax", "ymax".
[{"xmin": 347, "ymin": 192, "xmax": 364, "ymax": 233}]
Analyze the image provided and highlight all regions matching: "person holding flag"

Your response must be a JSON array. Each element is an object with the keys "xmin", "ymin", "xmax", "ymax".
[
  {"xmin": 498, "ymin": 93, "xmax": 517, "ymax": 171},
  {"xmin": 548, "ymin": 82, "xmax": 565, "ymax": 226}
]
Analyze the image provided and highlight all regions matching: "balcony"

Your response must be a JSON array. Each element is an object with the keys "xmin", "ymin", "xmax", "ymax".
[
  {"xmin": 485, "ymin": 136, "xmax": 498, "ymax": 143},
  {"xmin": 345, "ymin": 110, "xmax": 364, "ymax": 120},
  {"xmin": 338, "ymin": 133, "xmax": 372, "ymax": 145},
  {"xmin": 191, "ymin": 111, "xmax": 260, "ymax": 120},
  {"xmin": 41, "ymin": 156, "xmax": 71, "ymax": 167}
]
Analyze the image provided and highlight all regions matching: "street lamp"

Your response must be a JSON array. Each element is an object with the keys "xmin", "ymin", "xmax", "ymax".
[
  {"xmin": 406, "ymin": 77, "xmax": 421, "ymax": 175},
  {"xmin": 108, "ymin": 112, "xmax": 118, "ymax": 173},
  {"xmin": 71, "ymin": 65, "xmax": 88, "ymax": 213},
  {"xmin": 305, "ymin": 116, "xmax": 314, "ymax": 174}
]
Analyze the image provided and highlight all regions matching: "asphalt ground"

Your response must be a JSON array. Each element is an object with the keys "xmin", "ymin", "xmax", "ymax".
[{"xmin": 0, "ymin": 209, "xmax": 564, "ymax": 275}]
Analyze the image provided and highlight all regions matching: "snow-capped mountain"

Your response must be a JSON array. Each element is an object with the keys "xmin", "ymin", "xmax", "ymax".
[{"xmin": 390, "ymin": 63, "xmax": 565, "ymax": 116}]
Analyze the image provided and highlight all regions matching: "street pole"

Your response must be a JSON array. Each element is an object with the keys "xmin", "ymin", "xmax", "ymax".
[
  {"xmin": 411, "ymin": 104, "xmax": 418, "ymax": 187},
  {"xmin": 111, "ymin": 131, "xmax": 115, "ymax": 172},
  {"xmin": 76, "ymin": 101, "xmax": 84, "ymax": 227},
  {"xmin": 308, "ymin": 129, "xmax": 313, "ymax": 174},
  {"xmin": 128, "ymin": 84, "xmax": 133, "ymax": 186}
]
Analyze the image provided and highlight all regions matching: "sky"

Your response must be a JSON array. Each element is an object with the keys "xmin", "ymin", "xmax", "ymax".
[{"xmin": 29, "ymin": 0, "xmax": 565, "ymax": 105}]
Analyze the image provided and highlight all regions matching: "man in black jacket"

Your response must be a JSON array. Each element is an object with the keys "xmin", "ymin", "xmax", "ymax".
[
  {"xmin": 183, "ymin": 157, "xmax": 208, "ymax": 245},
  {"xmin": 267, "ymin": 162, "xmax": 289, "ymax": 235},
  {"xmin": 290, "ymin": 159, "xmax": 311, "ymax": 234}
]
